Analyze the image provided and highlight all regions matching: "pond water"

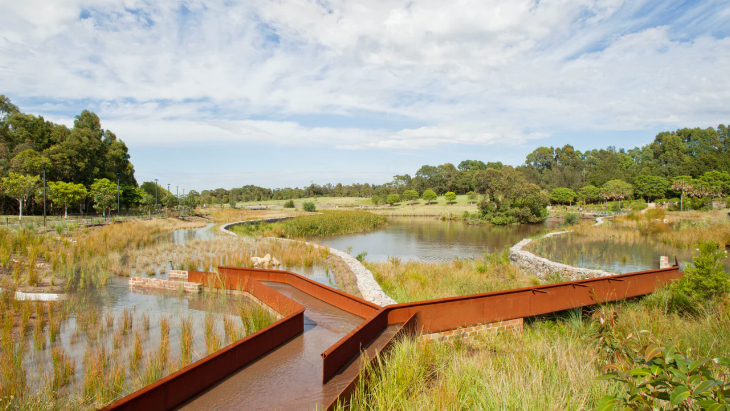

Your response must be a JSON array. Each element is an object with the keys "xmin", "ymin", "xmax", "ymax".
[
  {"xmin": 16, "ymin": 223, "xmax": 338, "ymax": 403},
  {"xmin": 526, "ymin": 234, "xmax": 730, "ymax": 273},
  {"xmin": 312, "ymin": 217, "xmax": 557, "ymax": 262}
]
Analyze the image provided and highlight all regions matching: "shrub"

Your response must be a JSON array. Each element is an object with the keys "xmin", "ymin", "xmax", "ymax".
[
  {"xmin": 371, "ymin": 195, "xmax": 382, "ymax": 206},
  {"xmin": 597, "ymin": 344, "xmax": 730, "ymax": 411},
  {"xmin": 422, "ymin": 189, "xmax": 437, "ymax": 204},
  {"xmin": 669, "ymin": 241, "xmax": 729, "ymax": 308},
  {"xmin": 386, "ymin": 194, "xmax": 401, "ymax": 206},
  {"xmin": 355, "ymin": 252, "xmax": 367, "ymax": 262},
  {"xmin": 302, "ymin": 201, "xmax": 316, "ymax": 212},
  {"xmin": 563, "ymin": 213, "xmax": 579, "ymax": 226},
  {"xmin": 491, "ymin": 215, "xmax": 516, "ymax": 225},
  {"xmin": 283, "ymin": 199, "xmax": 295, "ymax": 208},
  {"xmin": 444, "ymin": 192, "xmax": 456, "ymax": 204}
]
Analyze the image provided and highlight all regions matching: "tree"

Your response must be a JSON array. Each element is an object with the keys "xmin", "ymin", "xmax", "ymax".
[
  {"xmin": 1, "ymin": 173, "xmax": 39, "ymax": 220},
  {"xmin": 138, "ymin": 191, "xmax": 155, "ymax": 217},
  {"xmin": 371, "ymin": 195, "xmax": 381, "ymax": 206},
  {"xmin": 402, "ymin": 189, "xmax": 419, "ymax": 205},
  {"xmin": 671, "ymin": 176, "xmax": 694, "ymax": 212},
  {"xmin": 549, "ymin": 187, "xmax": 577, "ymax": 205},
  {"xmin": 601, "ymin": 180, "xmax": 634, "ymax": 208},
  {"xmin": 47, "ymin": 181, "xmax": 87, "ymax": 218},
  {"xmin": 633, "ymin": 175, "xmax": 670, "ymax": 202},
  {"xmin": 182, "ymin": 191, "xmax": 199, "ymax": 212},
  {"xmin": 578, "ymin": 185, "xmax": 601, "ymax": 204},
  {"xmin": 10, "ymin": 149, "xmax": 50, "ymax": 176},
  {"xmin": 422, "ymin": 189, "xmax": 437, "ymax": 204},
  {"xmin": 467, "ymin": 191, "xmax": 478, "ymax": 204},
  {"xmin": 700, "ymin": 170, "xmax": 730, "ymax": 195},
  {"xmin": 162, "ymin": 194, "xmax": 178, "ymax": 209},
  {"xmin": 386, "ymin": 193, "xmax": 401, "ymax": 206},
  {"xmin": 445, "ymin": 192, "xmax": 457, "ymax": 204},
  {"xmin": 90, "ymin": 178, "xmax": 118, "ymax": 218}
]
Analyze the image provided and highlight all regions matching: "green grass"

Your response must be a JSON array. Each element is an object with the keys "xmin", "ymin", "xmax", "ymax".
[
  {"xmin": 342, "ymin": 293, "xmax": 730, "ymax": 411},
  {"xmin": 231, "ymin": 210, "xmax": 387, "ymax": 238},
  {"xmin": 367, "ymin": 250, "xmax": 540, "ymax": 303}
]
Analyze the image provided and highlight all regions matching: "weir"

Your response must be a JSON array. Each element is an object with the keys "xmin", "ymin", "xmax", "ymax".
[{"xmin": 103, "ymin": 262, "xmax": 682, "ymax": 411}]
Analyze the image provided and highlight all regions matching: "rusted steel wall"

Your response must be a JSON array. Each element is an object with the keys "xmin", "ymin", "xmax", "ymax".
[
  {"xmin": 326, "ymin": 312, "xmax": 420, "ymax": 411},
  {"xmin": 217, "ymin": 266, "xmax": 381, "ymax": 319},
  {"xmin": 102, "ymin": 278, "xmax": 305, "ymax": 411},
  {"xmin": 322, "ymin": 265, "xmax": 681, "ymax": 385}
]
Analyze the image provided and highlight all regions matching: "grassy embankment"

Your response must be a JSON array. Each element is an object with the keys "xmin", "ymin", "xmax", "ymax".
[
  {"xmin": 230, "ymin": 210, "xmax": 387, "ymax": 238},
  {"xmin": 343, "ymin": 293, "xmax": 730, "ymax": 411},
  {"xmin": 347, "ymin": 208, "xmax": 730, "ymax": 410},
  {"xmin": 366, "ymin": 250, "xmax": 539, "ymax": 303}
]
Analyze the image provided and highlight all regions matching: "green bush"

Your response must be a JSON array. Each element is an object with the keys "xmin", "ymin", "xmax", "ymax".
[
  {"xmin": 491, "ymin": 214, "xmax": 516, "ymax": 225},
  {"xmin": 302, "ymin": 201, "xmax": 316, "ymax": 212},
  {"xmin": 371, "ymin": 195, "xmax": 382, "ymax": 206},
  {"xmin": 386, "ymin": 194, "xmax": 401, "ymax": 206},
  {"xmin": 283, "ymin": 199, "xmax": 295, "ymax": 208},
  {"xmin": 563, "ymin": 213, "xmax": 579, "ymax": 226},
  {"xmin": 597, "ymin": 344, "xmax": 730, "ymax": 411},
  {"xmin": 355, "ymin": 252, "xmax": 367, "ymax": 262},
  {"xmin": 444, "ymin": 192, "xmax": 457, "ymax": 204},
  {"xmin": 669, "ymin": 241, "xmax": 729, "ymax": 309},
  {"xmin": 422, "ymin": 189, "xmax": 437, "ymax": 204}
]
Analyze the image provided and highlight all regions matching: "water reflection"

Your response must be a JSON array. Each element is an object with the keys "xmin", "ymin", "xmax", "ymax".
[
  {"xmin": 527, "ymin": 235, "xmax": 730, "ymax": 273},
  {"xmin": 313, "ymin": 217, "xmax": 556, "ymax": 262}
]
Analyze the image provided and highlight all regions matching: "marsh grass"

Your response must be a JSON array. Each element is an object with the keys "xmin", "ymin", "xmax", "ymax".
[
  {"xmin": 236, "ymin": 299, "xmax": 276, "ymax": 336},
  {"xmin": 231, "ymin": 210, "xmax": 387, "ymax": 238},
  {"xmin": 180, "ymin": 317, "xmax": 193, "ymax": 366},
  {"xmin": 204, "ymin": 314, "xmax": 221, "ymax": 355},
  {"xmin": 51, "ymin": 346, "xmax": 75, "ymax": 391},
  {"xmin": 367, "ymin": 250, "xmax": 538, "ymax": 303},
  {"xmin": 343, "ymin": 294, "xmax": 730, "ymax": 411}
]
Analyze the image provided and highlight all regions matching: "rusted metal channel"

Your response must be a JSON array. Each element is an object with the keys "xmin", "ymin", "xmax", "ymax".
[
  {"xmin": 103, "ymin": 263, "xmax": 682, "ymax": 411},
  {"xmin": 322, "ymin": 264, "xmax": 682, "ymax": 409}
]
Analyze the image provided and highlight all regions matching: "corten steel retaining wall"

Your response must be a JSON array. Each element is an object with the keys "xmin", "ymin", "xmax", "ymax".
[
  {"xmin": 321, "ymin": 263, "xmax": 683, "ymax": 409},
  {"xmin": 100, "ymin": 276, "xmax": 305, "ymax": 411}
]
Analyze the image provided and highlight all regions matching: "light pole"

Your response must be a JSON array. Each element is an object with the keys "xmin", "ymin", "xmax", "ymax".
[
  {"xmin": 42, "ymin": 162, "xmax": 47, "ymax": 227},
  {"xmin": 155, "ymin": 179, "xmax": 158, "ymax": 214},
  {"xmin": 176, "ymin": 186, "xmax": 179, "ymax": 212},
  {"xmin": 116, "ymin": 173, "xmax": 120, "ymax": 218}
]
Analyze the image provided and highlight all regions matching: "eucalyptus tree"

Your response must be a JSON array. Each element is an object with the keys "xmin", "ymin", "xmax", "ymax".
[
  {"xmin": 1, "ymin": 172, "xmax": 39, "ymax": 220},
  {"xmin": 47, "ymin": 181, "xmax": 87, "ymax": 218}
]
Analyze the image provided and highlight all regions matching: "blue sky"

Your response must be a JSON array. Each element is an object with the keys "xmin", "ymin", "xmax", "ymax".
[{"xmin": 1, "ymin": 0, "xmax": 729, "ymax": 191}]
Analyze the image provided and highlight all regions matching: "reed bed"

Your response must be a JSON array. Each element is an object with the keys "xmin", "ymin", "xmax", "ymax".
[
  {"xmin": 367, "ymin": 250, "xmax": 538, "ymax": 303},
  {"xmin": 126, "ymin": 235, "xmax": 329, "ymax": 274},
  {"xmin": 344, "ymin": 293, "xmax": 730, "ymax": 411},
  {"xmin": 0, "ymin": 285, "xmax": 269, "ymax": 410},
  {"xmin": 570, "ymin": 209, "xmax": 730, "ymax": 249},
  {"xmin": 0, "ymin": 218, "xmax": 206, "ymax": 292},
  {"xmin": 231, "ymin": 210, "xmax": 387, "ymax": 238}
]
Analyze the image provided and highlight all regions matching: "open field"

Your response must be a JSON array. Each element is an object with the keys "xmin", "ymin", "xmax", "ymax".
[{"xmin": 234, "ymin": 195, "xmax": 480, "ymax": 216}]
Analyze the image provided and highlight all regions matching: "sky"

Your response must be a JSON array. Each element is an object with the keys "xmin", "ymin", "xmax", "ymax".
[{"xmin": 1, "ymin": 0, "xmax": 729, "ymax": 192}]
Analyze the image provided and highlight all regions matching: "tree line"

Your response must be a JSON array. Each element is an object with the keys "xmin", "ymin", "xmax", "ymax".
[{"xmin": 0, "ymin": 96, "xmax": 139, "ymax": 219}]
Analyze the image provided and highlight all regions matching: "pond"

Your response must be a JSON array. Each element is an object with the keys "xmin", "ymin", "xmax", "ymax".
[
  {"xmin": 525, "ymin": 234, "xmax": 730, "ymax": 273},
  {"xmin": 9, "ymin": 223, "xmax": 338, "ymax": 408},
  {"xmin": 312, "ymin": 217, "xmax": 557, "ymax": 262}
]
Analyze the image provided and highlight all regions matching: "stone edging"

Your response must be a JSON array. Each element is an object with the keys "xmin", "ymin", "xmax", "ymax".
[
  {"xmin": 509, "ymin": 216, "xmax": 616, "ymax": 281},
  {"xmin": 220, "ymin": 219, "xmax": 397, "ymax": 306}
]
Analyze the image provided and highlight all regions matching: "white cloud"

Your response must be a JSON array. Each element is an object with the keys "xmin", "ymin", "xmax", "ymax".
[{"xmin": 0, "ymin": 0, "xmax": 728, "ymax": 152}]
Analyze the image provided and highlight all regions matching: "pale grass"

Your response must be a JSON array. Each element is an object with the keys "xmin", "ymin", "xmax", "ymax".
[{"xmin": 367, "ymin": 250, "xmax": 539, "ymax": 303}]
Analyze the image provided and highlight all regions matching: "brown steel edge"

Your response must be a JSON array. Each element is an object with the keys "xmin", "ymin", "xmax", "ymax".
[
  {"xmin": 101, "ymin": 261, "xmax": 683, "ymax": 411},
  {"xmin": 100, "ymin": 277, "xmax": 305, "ymax": 411},
  {"xmin": 101, "ymin": 266, "xmax": 380, "ymax": 411},
  {"xmin": 321, "ymin": 263, "xmax": 683, "ymax": 389}
]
